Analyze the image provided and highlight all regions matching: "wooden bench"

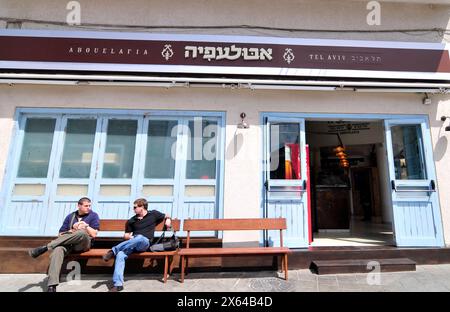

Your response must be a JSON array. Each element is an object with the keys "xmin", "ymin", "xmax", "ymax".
[
  {"xmin": 178, "ymin": 218, "xmax": 291, "ymax": 282},
  {"xmin": 69, "ymin": 219, "xmax": 180, "ymax": 283}
]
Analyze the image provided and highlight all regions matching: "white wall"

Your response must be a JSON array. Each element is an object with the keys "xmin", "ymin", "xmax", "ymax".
[{"xmin": 0, "ymin": 0, "xmax": 448, "ymax": 43}]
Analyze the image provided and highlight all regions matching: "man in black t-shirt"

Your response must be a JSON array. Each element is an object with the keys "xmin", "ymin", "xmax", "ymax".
[{"xmin": 102, "ymin": 198, "xmax": 171, "ymax": 292}]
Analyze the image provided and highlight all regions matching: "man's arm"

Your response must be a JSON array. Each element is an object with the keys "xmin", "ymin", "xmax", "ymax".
[
  {"xmin": 74, "ymin": 221, "xmax": 98, "ymax": 238},
  {"xmin": 164, "ymin": 214, "xmax": 172, "ymax": 228},
  {"xmin": 84, "ymin": 213, "xmax": 100, "ymax": 238},
  {"xmin": 124, "ymin": 232, "xmax": 134, "ymax": 240},
  {"xmin": 85, "ymin": 225, "xmax": 98, "ymax": 238},
  {"xmin": 124, "ymin": 220, "xmax": 133, "ymax": 240},
  {"xmin": 58, "ymin": 214, "xmax": 72, "ymax": 235}
]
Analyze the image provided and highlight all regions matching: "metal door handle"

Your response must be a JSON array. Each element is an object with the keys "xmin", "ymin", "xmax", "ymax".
[
  {"xmin": 395, "ymin": 189, "xmax": 436, "ymax": 193},
  {"xmin": 266, "ymin": 180, "xmax": 308, "ymax": 193},
  {"xmin": 391, "ymin": 180, "xmax": 436, "ymax": 193}
]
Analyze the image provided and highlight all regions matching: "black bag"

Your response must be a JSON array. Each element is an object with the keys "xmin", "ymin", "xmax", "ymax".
[{"xmin": 149, "ymin": 230, "xmax": 180, "ymax": 252}]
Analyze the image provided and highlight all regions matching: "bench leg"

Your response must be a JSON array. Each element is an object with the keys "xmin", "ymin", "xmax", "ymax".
[
  {"xmin": 169, "ymin": 256, "xmax": 175, "ymax": 275},
  {"xmin": 164, "ymin": 255, "xmax": 169, "ymax": 283},
  {"xmin": 181, "ymin": 255, "xmax": 185, "ymax": 283},
  {"xmin": 284, "ymin": 254, "xmax": 288, "ymax": 281}
]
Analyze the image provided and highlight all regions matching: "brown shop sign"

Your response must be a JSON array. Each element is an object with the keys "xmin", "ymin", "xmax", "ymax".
[{"xmin": 0, "ymin": 36, "xmax": 449, "ymax": 73}]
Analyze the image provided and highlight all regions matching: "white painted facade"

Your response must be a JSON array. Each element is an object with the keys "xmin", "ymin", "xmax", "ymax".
[{"xmin": 0, "ymin": 0, "xmax": 449, "ymax": 246}]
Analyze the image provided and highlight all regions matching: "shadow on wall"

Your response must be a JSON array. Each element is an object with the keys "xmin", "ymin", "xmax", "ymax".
[
  {"xmin": 434, "ymin": 132, "xmax": 448, "ymax": 162},
  {"xmin": 226, "ymin": 130, "xmax": 244, "ymax": 160},
  {"xmin": 432, "ymin": 96, "xmax": 450, "ymax": 162}
]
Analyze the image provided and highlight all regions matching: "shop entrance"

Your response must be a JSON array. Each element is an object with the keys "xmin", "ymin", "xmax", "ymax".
[
  {"xmin": 306, "ymin": 120, "xmax": 393, "ymax": 246},
  {"xmin": 262, "ymin": 113, "xmax": 444, "ymax": 248},
  {"xmin": 305, "ymin": 118, "xmax": 444, "ymax": 247}
]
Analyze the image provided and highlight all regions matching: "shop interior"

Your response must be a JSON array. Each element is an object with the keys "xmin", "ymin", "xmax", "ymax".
[{"xmin": 305, "ymin": 120, "xmax": 394, "ymax": 247}]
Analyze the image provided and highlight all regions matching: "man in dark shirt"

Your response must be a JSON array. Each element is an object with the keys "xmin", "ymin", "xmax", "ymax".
[
  {"xmin": 102, "ymin": 198, "xmax": 171, "ymax": 292},
  {"xmin": 28, "ymin": 197, "xmax": 100, "ymax": 292}
]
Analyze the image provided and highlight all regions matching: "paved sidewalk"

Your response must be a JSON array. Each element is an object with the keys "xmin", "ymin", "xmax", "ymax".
[{"xmin": 2, "ymin": 264, "xmax": 450, "ymax": 292}]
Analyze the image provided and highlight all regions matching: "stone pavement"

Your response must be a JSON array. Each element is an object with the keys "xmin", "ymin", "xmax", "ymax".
[{"xmin": 2, "ymin": 264, "xmax": 450, "ymax": 292}]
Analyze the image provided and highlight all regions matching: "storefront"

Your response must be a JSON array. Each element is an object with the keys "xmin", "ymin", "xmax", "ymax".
[{"xmin": 0, "ymin": 26, "xmax": 449, "ymax": 249}]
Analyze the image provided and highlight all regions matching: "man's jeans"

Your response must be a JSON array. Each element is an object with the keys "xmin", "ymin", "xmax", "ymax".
[{"xmin": 112, "ymin": 235, "xmax": 150, "ymax": 287}]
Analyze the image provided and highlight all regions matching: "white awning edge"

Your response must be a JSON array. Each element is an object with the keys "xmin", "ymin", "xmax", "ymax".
[{"xmin": 0, "ymin": 73, "xmax": 449, "ymax": 94}]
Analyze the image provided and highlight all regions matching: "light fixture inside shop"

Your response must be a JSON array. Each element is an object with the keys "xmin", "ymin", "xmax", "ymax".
[
  {"xmin": 334, "ymin": 145, "xmax": 349, "ymax": 168},
  {"xmin": 237, "ymin": 112, "xmax": 249, "ymax": 129}
]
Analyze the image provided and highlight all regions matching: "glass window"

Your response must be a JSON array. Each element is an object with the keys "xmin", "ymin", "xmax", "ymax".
[
  {"xmin": 59, "ymin": 119, "xmax": 97, "ymax": 178},
  {"xmin": 17, "ymin": 118, "xmax": 56, "ymax": 178},
  {"xmin": 102, "ymin": 120, "xmax": 137, "ymax": 179},
  {"xmin": 391, "ymin": 125, "xmax": 426, "ymax": 180},
  {"xmin": 145, "ymin": 120, "xmax": 177, "ymax": 179},
  {"xmin": 186, "ymin": 118, "xmax": 217, "ymax": 179},
  {"xmin": 270, "ymin": 123, "xmax": 301, "ymax": 180}
]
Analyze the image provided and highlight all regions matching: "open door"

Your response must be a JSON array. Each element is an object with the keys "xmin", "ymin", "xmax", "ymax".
[
  {"xmin": 264, "ymin": 116, "xmax": 308, "ymax": 248},
  {"xmin": 384, "ymin": 118, "xmax": 444, "ymax": 247}
]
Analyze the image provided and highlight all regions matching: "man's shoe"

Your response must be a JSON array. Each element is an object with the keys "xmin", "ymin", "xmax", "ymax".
[
  {"xmin": 47, "ymin": 285, "xmax": 57, "ymax": 292},
  {"xmin": 108, "ymin": 286, "xmax": 124, "ymax": 292},
  {"xmin": 102, "ymin": 250, "xmax": 114, "ymax": 262},
  {"xmin": 28, "ymin": 246, "xmax": 48, "ymax": 258}
]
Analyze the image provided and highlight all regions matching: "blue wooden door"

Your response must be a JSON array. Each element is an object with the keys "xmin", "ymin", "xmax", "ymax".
[
  {"xmin": 0, "ymin": 111, "xmax": 223, "ymax": 237},
  {"xmin": 384, "ymin": 119, "xmax": 444, "ymax": 247},
  {"xmin": 264, "ymin": 117, "xmax": 309, "ymax": 248},
  {"xmin": 1, "ymin": 116, "xmax": 61, "ymax": 236},
  {"xmin": 109, "ymin": 115, "xmax": 223, "ymax": 237}
]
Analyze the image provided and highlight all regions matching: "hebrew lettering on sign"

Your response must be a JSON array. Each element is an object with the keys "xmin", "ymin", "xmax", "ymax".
[
  {"xmin": 184, "ymin": 45, "xmax": 273, "ymax": 61},
  {"xmin": 203, "ymin": 46, "xmax": 216, "ymax": 62},
  {"xmin": 185, "ymin": 46, "xmax": 198, "ymax": 58}
]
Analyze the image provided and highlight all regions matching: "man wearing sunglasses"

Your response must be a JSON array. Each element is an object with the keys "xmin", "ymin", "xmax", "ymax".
[{"xmin": 102, "ymin": 198, "xmax": 171, "ymax": 292}]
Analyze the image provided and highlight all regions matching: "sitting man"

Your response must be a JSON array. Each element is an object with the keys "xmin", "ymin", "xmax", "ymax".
[
  {"xmin": 28, "ymin": 197, "xmax": 100, "ymax": 292},
  {"xmin": 102, "ymin": 198, "xmax": 171, "ymax": 292}
]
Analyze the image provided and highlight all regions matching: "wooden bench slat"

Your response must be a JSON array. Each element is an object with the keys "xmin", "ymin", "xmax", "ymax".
[
  {"xmin": 71, "ymin": 249, "xmax": 178, "ymax": 257},
  {"xmin": 98, "ymin": 220, "xmax": 125, "ymax": 231},
  {"xmin": 179, "ymin": 247, "xmax": 291, "ymax": 256},
  {"xmin": 183, "ymin": 218, "xmax": 287, "ymax": 231},
  {"xmin": 99, "ymin": 218, "xmax": 180, "ymax": 232}
]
